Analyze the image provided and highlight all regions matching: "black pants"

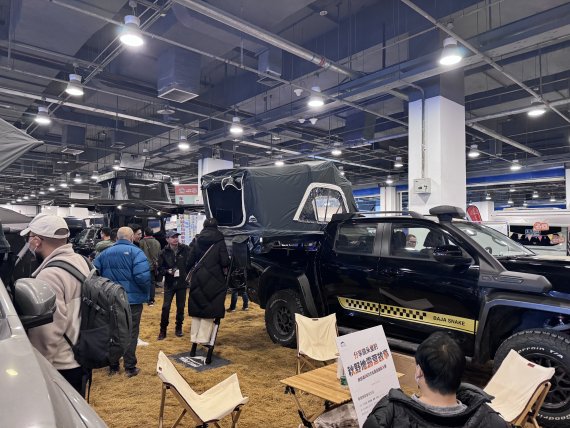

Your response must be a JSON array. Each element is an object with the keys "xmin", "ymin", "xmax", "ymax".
[
  {"xmin": 160, "ymin": 287, "xmax": 187, "ymax": 329},
  {"xmin": 124, "ymin": 303, "xmax": 143, "ymax": 370},
  {"xmin": 59, "ymin": 366, "xmax": 86, "ymax": 397},
  {"xmin": 149, "ymin": 271, "xmax": 158, "ymax": 302}
]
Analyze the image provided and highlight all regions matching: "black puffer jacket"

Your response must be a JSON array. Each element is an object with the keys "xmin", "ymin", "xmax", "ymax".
[
  {"xmin": 363, "ymin": 384, "xmax": 510, "ymax": 428},
  {"xmin": 158, "ymin": 243, "xmax": 192, "ymax": 290},
  {"xmin": 187, "ymin": 226, "xmax": 230, "ymax": 319}
]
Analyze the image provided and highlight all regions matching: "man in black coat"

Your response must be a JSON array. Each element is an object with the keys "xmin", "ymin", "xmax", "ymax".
[
  {"xmin": 363, "ymin": 332, "xmax": 510, "ymax": 428},
  {"xmin": 187, "ymin": 218, "xmax": 229, "ymax": 344},
  {"xmin": 157, "ymin": 230, "xmax": 192, "ymax": 340}
]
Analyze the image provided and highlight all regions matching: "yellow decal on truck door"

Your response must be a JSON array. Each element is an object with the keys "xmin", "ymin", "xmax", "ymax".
[{"xmin": 337, "ymin": 296, "xmax": 477, "ymax": 334}]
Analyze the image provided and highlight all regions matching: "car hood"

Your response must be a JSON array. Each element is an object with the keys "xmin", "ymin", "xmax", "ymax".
[{"xmin": 498, "ymin": 255, "xmax": 570, "ymax": 295}]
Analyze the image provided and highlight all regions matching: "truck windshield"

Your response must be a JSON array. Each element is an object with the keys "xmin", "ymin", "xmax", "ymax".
[{"xmin": 453, "ymin": 221, "xmax": 534, "ymax": 257}]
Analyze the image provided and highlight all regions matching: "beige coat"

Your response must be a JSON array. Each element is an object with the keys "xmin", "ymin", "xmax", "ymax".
[{"xmin": 28, "ymin": 244, "xmax": 90, "ymax": 370}]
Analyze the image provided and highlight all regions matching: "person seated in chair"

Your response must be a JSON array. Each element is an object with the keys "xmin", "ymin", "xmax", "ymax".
[{"xmin": 363, "ymin": 332, "xmax": 510, "ymax": 428}]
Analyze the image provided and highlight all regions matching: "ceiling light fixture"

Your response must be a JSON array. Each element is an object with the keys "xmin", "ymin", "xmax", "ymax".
[
  {"xmin": 338, "ymin": 165, "xmax": 345, "ymax": 176},
  {"xmin": 385, "ymin": 175, "xmax": 394, "ymax": 185},
  {"xmin": 91, "ymin": 170, "xmax": 99, "ymax": 180},
  {"xmin": 172, "ymin": 178, "xmax": 180, "ymax": 186},
  {"xmin": 510, "ymin": 159, "xmax": 522, "ymax": 171},
  {"xmin": 331, "ymin": 142, "xmax": 342, "ymax": 157},
  {"xmin": 113, "ymin": 160, "xmax": 122, "ymax": 171},
  {"xmin": 439, "ymin": 37, "xmax": 463, "ymax": 66},
  {"xmin": 527, "ymin": 99, "xmax": 546, "ymax": 117},
  {"xmin": 394, "ymin": 156, "xmax": 403, "ymax": 168},
  {"xmin": 120, "ymin": 15, "xmax": 144, "ymax": 47},
  {"xmin": 229, "ymin": 116, "xmax": 243, "ymax": 135},
  {"xmin": 73, "ymin": 174, "xmax": 82, "ymax": 184},
  {"xmin": 59, "ymin": 182, "xmax": 68, "ymax": 188},
  {"xmin": 16, "ymin": 198, "xmax": 22, "ymax": 202},
  {"xmin": 309, "ymin": 117, "xmax": 318, "ymax": 125},
  {"xmin": 65, "ymin": 74, "xmax": 84, "ymax": 96},
  {"xmin": 39, "ymin": 190, "xmax": 45, "ymax": 195},
  {"xmin": 274, "ymin": 155, "xmax": 284, "ymax": 167},
  {"xmin": 467, "ymin": 144, "xmax": 480, "ymax": 158},
  {"xmin": 509, "ymin": 187, "xmax": 516, "ymax": 193},
  {"xmin": 34, "ymin": 106, "xmax": 51, "ymax": 125},
  {"xmin": 117, "ymin": 204, "xmax": 123, "ymax": 210},
  {"xmin": 293, "ymin": 88, "xmax": 303, "ymax": 97},
  {"xmin": 48, "ymin": 185, "xmax": 56, "ymax": 192},
  {"xmin": 298, "ymin": 118, "xmax": 306, "ymax": 124},
  {"xmin": 550, "ymin": 195, "xmax": 556, "ymax": 202},
  {"xmin": 178, "ymin": 135, "xmax": 190, "ymax": 150},
  {"xmin": 23, "ymin": 195, "xmax": 29, "ymax": 200},
  {"xmin": 532, "ymin": 191, "xmax": 539, "ymax": 199},
  {"xmin": 307, "ymin": 86, "xmax": 324, "ymax": 108},
  {"xmin": 485, "ymin": 193, "xmax": 492, "ymax": 200},
  {"xmin": 507, "ymin": 198, "xmax": 514, "ymax": 204},
  {"xmin": 523, "ymin": 200, "xmax": 528, "ymax": 207}
]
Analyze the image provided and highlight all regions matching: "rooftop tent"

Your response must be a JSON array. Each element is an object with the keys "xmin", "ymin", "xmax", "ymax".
[
  {"xmin": 201, "ymin": 161, "xmax": 357, "ymax": 237},
  {"xmin": 0, "ymin": 118, "xmax": 43, "ymax": 172}
]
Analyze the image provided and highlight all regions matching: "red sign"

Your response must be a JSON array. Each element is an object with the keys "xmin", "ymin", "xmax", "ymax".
[
  {"xmin": 466, "ymin": 205, "xmax": 482, "ymax": 222},
  {"xmin": 175, "ymin": 184, "xmax": 198, "ymax": 196}
]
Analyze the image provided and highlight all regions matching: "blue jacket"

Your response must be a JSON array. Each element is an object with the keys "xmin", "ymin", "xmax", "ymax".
[{"xmin": 94, "ymin": 239, "xmax": 151, "ymax": 305}]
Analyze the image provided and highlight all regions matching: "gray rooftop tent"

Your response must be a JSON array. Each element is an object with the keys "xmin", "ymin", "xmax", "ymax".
[{"xmin": 201, "ymin": 161, "xmax": 357, "ymax": 237}]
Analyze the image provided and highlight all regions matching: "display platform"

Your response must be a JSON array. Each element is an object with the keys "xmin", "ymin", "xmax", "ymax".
[{"xmin": 170, "ymin": 350, "xmax": 230, "ymax": 372}]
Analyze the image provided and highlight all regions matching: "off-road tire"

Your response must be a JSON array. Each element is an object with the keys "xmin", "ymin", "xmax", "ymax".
[
  {"xmin": 494, "ymin": 329, "xmax": 570, "ymax": 428},
  {"xmin": 265, "ymin": 289, "xmax": 306, "ymax": 348}
]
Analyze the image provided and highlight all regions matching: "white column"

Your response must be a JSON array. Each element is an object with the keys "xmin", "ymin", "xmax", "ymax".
[
  {"xmin": 566, "ymin": 167, "xmax": 570, "ymax": 209},
  {"xmin": 196, "ymin": 158, "xmax": 233, "ymax": 204},
  {"xmin": 380, "ymin": 186, "xmax": 397, "ymax": 212},
  {"xmin": 408, "ymin": 96, "xmax": 466, "ymax": 215}
]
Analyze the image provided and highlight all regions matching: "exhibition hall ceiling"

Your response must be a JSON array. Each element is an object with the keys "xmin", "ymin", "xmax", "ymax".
[{"xmin": 0, "ymin": 0, "xmax": 569, "ymax": 207}]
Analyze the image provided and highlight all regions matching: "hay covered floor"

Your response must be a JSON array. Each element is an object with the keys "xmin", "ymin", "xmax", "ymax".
[{"xmin": 90, "ymin": 292, "xmax": 323, "ymax": 427}]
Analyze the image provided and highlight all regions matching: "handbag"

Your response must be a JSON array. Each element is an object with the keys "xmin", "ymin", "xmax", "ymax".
[{"xmin": 185, "ymin": 243, "xmax": 216, "ymax": 284}]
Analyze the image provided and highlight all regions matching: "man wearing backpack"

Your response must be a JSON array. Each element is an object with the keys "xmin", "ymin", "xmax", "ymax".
[
  {"xmin": 94, "ymin": 226, "xmax": 151, "ymax": 377},
  {"xmin": 21, "ymin": 213, "xmax": 90, "ymax": 395}
]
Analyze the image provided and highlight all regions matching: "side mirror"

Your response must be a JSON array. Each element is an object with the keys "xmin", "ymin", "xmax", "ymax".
[
  {"xmin": 14, "ymin": 278, "xmax": 56, "ymax": 329},
  {"xmin": 433, "ymin": 245, "xmax": 473, "ymax": 265}
]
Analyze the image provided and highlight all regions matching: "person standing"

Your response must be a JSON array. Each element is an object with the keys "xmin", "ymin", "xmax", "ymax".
[
  {"xmin": 94, "ymin": 227, "xmax": 113, "ymax": 255},
  {"xmin": 139, "ymin": 227, "xmax": 161, "ymax": 306},
  {"xmin": 129, "ymin": 224, "xmax": 143, "ymax": 247},
  {"xmin": 21, "ymin": 213, "xmax": 91, "ymax": 395},
  {"xmin": 157, "ymin": 230, "xmax": 191, "ymax": 340},
  {"xmin": 187, "ymin": 218, "xmax": 230, "ymax": 345},
  {"xmin": 94, "ymin": 227, "xmax": 150, "ymax": 377}
]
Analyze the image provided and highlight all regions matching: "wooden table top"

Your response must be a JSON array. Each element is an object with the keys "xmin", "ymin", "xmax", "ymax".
[{"xmin": 281, "ymin": 363, "xmax": 352, "ymax": 404}]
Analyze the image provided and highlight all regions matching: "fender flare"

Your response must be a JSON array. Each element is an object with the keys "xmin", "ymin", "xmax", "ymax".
[{"xmin": 474, "ymin": 292, "xmax": 570, "ymax": 361}]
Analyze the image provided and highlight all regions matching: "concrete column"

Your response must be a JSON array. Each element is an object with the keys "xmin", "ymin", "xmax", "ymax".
[
  {"xmin": 196, "ymin": 157, "xmax": 233, "ymax": 204},
  {"xmin": 566, "ymin": 166, "xmax": 570, "ymax": 209},
  {"xmin": 380, "ymin": 186, "xmax": 397, "ymax": 212},
  {"xmin": 408, "ymin": 71, "xmax": 466, "ymax": 215}
]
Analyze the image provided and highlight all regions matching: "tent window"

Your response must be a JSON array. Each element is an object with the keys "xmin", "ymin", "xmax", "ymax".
[
  {"xmin": 205, "ymin": 178, "xmax": 245, "ymax": 227},
  {"xmin": 297, "ymin": 187, "xmax": 347, "ymax": 223}
]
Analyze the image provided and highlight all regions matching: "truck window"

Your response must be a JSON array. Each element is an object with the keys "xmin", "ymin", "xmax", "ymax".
[
  {"xmin": 335, "ymin": 224, "xmax": 377, "ymax": 254},
  {"xmin": 389, "ymin": 224, "xmax": 462, "ymax": 260}
]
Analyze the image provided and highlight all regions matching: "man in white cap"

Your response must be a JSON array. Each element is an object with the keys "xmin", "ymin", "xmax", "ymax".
[{"xmin": 21, "ymin": 213, "xmax": 91, "ymax": 396}]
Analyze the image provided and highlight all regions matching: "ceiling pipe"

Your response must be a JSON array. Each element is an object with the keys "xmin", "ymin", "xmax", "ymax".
[
  {"xmin": 467, "ymin": 98, "xmax": 570, "ymax": 124},
  {"xmin": 172, "ymin": 0, "xmax": 359, "ymax": 79},
  {"xmin": 467, "ymin": 123, "xmax": 541, "ymax": 157},
  {"xmin": 401, "ymin": 0, "xmax": 570, "ymax": 125}
]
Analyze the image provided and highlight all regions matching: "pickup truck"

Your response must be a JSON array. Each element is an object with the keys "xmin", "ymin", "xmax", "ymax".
[{"xmin": 243, "ymin": 206, "xmax": 570, "ymax": 427}]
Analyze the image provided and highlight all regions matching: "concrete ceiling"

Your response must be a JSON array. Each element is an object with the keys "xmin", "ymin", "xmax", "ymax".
[{"xmin": 0, "ymin": 0, "xmax": 568, "ymax": 208}]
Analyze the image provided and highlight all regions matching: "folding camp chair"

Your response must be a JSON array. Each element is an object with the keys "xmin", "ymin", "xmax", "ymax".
[
  {"xmin": 295, "ymin": 313, "xmax": 339, "ymax": 374},
  {"xmin": 484, "ymin": 349, "xmax": 555, "ymax": 427},
  {"xmin": 156, "ymin": 351, "xmax": 248, "ymax": 428}
]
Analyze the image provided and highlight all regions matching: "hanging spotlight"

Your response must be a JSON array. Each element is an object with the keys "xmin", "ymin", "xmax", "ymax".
[
  {"xmin": 309, "ymin": 117, "xmax": 318, "ymax": 125},
  {"xmin": 178, "ymin": 135, "xmax": 190, "ymax": 150},
  {"xmin": 23, "ymin": 195, "xmax": 29, "ymax": 200},
  {"xmin": 467, "ymin": 144, "xmax": 480, "ymax": 159},
  {"xmin": 532, "ymin": 191, "xmax": 539, "ymax": 199},
  {"xmin": 509, "ymin": 187, "xmax": 516, "ymax": 193},
  {"xmin": 91, "ymin": 170, "xmax": 99, "ymax": 180},
  {"xmin": 29, "ymin": 192, "xmax": 36, "ymax": 198},
  {"xmin": 229, "ymin": 116, "xmax": 243, "ymax": 135},
  {"xmin": 71, "ymin": 204, "xmax": 75, "ymax": 208},
  {"xmin": 34, "ymin": 106, "xmax": 51, "ymax": 125},
  {"xmin": 508, "ymin": 198, "xmax": 514, "ymax": 204},
  {"xmin": 73, "ymin": 174, "xmax": 82, "ymax": 184},
  {"xmin": 523, "ymin": 200, "xmax": 528, "ymax": 207},
  {"xmin": 298, "ymin": 118, "xmax": 306, "ymax": 124},
  {"xmin": 527, "ymin": 99, "xmax": 546, "ymax": 117},
  {"xmin": 172, "ymin": 178, "xmax": 180, "ymax": 186},
  {"xmin": 331, "ymin": 142, "xmax": 342, "ymax": 157},
  {"xmin": 293, "ymin": 88, "xmax": 303, "ymax": 97},
  {"xmin": 338, "ymin": 166, "xmax": 345, "ymax": 176},
  {"xmin": 39, "ymin": 190, "xmax": 46, "ymax": 195},
  {"xmin": 119, "ymin": 15, "xmax": 144, "ymax": 47},
  {"xmin": 550, "ymin": 195, "xmax": 556, "ymax": 202},
  {"xmin": 307, "ymin": 86, "xmax": 324, "ymax": 108},
  {"xmin": 16, "ymin": 197, "xmax": 22, "ymax": 202},
  {"xmin": 394, "ymin": 156, "xmax": 403, "ymax": 168},
  {"xmin": 485, "ymin": 193, "xmax": 492, "ymax": 200},
  {"xmin": 117, "ymin": 204, "xmax": 123, "ymax": 210},
  {"xmin": 157, "ymin": 211, "xmax": 162, "ymax": 216},
  {"xmin": 510, "ymin": 159, "xmax": 522, "ymax": 171},
  {"xmin": 48, "ymin": 185, "xmax": 56, "ymax": 192},
  {"xmin": 65, "ymin": 74, "xmax": 84, "ymax": 96},
  {"xmin": 439, "ymin": 37, "xmax": 463, "ymax": 66},
  {"xmin": 113, "ymin": 160, "xmax": 122, "ymax": 171},
  {"xmin": 385, "ymin": 175, "xmax": 394, "ymax": 185},
  {"xmin": 59, "ymin": 182, "xmax": 68, "ymax": 188},
  {"xmin": 274, "ymin": 155, "xmax": 284, "ymax": 167}
]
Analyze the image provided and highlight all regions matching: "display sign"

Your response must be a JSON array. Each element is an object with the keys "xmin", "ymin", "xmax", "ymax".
[
  {"xmin": 336, "ymin": 325, "xmax": 400, "ymax": 427},
  {"xmin": 466, "ymin": 205, "xmax": 482, "ymax": 222},
  {"xmin": 533, "ymin": 221, "xmax": 550, "ymax": 231},
  {"xmin": 175, "ymin": 184, "xmax": 200, "ymax": 205}
]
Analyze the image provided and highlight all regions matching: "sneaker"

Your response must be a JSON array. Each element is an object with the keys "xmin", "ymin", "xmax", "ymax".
[
  {"xmin": 242, "ymin": 306, "xmax": 249, "ymax": 311},
  {"xmin": 148, "ymin": 300, "xmax": 155, "ymax": 306},
  {"xmin": 108, "ymin": 366, "xmax": 120, "ymax": 376},
  {"xmin": 157, "ymin": 330, "xmax": 166, "ymax": 341},
  {"xmin": 227, "ymin": 307, "xmax": 236, "ymax": 312},
  {"xmin": 175, "ymin": 327, "xmax": 183, "ymax": 337},
  {"xmin": 125, "ymin": 367, "xmax": 140, "ymax": 378}
]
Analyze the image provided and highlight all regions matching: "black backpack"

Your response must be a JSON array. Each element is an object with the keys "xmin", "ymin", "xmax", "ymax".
[{"xmin": 44, "ymin": 260, "xmax": 132, "ymax": 369}]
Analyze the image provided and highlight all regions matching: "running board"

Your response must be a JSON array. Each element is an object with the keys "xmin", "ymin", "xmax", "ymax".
[{"xmin": 338, "ymin": 326, "xmax": 419, "ymax": 354}]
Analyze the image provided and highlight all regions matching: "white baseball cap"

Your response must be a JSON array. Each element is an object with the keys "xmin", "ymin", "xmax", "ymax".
[{"xmin": 20, "ymin": 213, "xmax": 70, "ymax": 239}]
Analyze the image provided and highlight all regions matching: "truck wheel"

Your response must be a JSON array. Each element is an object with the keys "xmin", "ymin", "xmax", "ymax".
[
  {"xmin": 265, "ymin": 289, "xmax": 306, "ymax": 348},
  {"xmin": 494, "ymin": 329, "xmax": 570, "ymax": 428}
]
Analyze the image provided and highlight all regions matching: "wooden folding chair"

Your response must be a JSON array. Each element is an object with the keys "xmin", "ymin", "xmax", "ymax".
[
  {"xmin": 156, "ymin": 351, "xmax": 248, "ymax": 428},
  {"xmin": 485, "ymin": 350, "xmax": 555, "ymax": 427},
  {"xmin": 295, "ymin": 313, "xmax": 338, "ymax": 374}
]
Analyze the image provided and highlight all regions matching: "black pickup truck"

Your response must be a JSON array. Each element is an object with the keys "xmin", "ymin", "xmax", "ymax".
[{"xmin": 244, "ymin": 206, "xmax": 570, "ymax": 427}]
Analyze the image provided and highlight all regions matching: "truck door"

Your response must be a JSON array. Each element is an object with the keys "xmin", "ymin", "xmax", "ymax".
[
  {"xmin": 377, "ymin": 222, "xmax": 480, "ymax": 354},
  {"xmin": 319, "ymin": 221, "xmax": 382, "ymax": 330}
]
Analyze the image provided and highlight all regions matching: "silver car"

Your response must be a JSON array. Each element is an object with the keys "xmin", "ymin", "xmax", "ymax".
[{"xmin": 0, "ymin": 277, "xmax": 107, "ymax": 427}]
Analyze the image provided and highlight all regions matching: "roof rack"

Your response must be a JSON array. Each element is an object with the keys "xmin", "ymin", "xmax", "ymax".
[{"xmin": 331, "ymin": 211, "xmax": 424, "ymax": 222}]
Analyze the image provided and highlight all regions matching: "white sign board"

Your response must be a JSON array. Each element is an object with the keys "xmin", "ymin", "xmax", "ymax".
[{"xmin": 336, "ymin": 325, "xmax": 400, "ymax": 427}]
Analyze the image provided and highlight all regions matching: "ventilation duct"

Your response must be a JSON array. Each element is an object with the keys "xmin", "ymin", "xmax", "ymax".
[
  {"xmin": 257, "ymin": 47, "xmax": 282, "ymax": 87},
  {"xmin": 157, "ymin": 47, "xmax": 201, "ymax": 103},
  {"xmin": 62, "ymin": 125, "xmax": 86, "ymax": 148}
]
